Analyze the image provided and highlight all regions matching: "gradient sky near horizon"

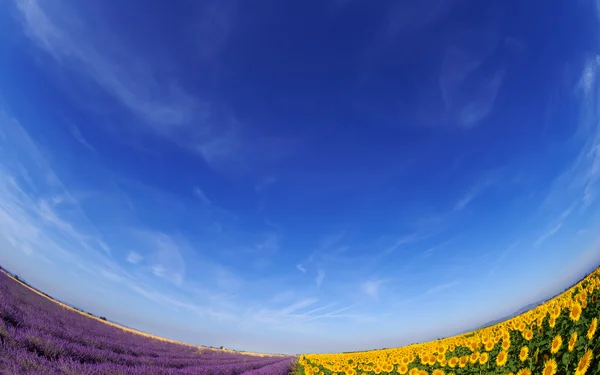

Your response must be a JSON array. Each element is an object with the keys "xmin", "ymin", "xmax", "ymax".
[{"xmin": 2, "ymin": 0, "xmax": 600, "ymax": 355}]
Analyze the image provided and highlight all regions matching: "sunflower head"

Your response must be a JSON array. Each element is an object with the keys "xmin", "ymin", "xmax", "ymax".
[
  {"xmin": 587, "ymin": 318, "xmax": 597, "ymax": 340},
  {"xmin": 569, "ymin": 331, "xmax": 578, "ymax": 352},
  {"xmin": 519, "ymin": 346, "xmax": 529, "ymax": 362},
  {"xmin": 575, "ymin": 349, "xmax": 593, "ymax": 375},
  {"xmin": 517, "ymin": 369, "xmax": 532, "ymax": 375},
  {"xmin": 502, "ymin": 338, "xmax": 511, "ymax": 351},
  {"xmin": 469, "ymin": 352, "xmax": 479, "ymax": 364},
  {"xmin": 432, "ymin": 370, "xmax": 444, "ymax": 375},
  {"xmin": 479, "ymin": 352, "xmax": 489, "ymax": 365},
  {"xmin": 496, "ymin": 351, "xmax": 508, "ymax": 367},
  {"xmin": 543, "ymin": 358, "xmax": 557, "ymax": 375},
  {"xmin": 448, "ymin": 357, "xmax": 458, "ymax": 368},
  {"xmin": 570, "ymin": 303, "xmax": 582, "ymax": 322},
  {"xmin": 550, "ymin": 335, "xmax": 562, "ymax": 354}
]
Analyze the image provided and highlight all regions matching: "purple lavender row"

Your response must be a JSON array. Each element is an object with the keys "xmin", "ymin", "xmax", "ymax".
[
  {"xmin": 0, "ymin": 272, "xmax": 294, "ymax": 375},
  {"xmin": 240, "ymin": 358, "xmax": 296, "ymax": 375}
]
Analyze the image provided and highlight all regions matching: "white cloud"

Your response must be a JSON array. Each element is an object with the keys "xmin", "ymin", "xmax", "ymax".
[
  {"xmin": 425, "ymin": 280, "xmax": 459, "ymax": 296},
  {"xmin": 15, "ymin": 0, "xmax": 196, "ymax": 127},
  {"xmin": 422, "ymin": 239, "xmax": 452, "ymax": 258},
  {"xmin": 320, "ymin": 231, "xmax": 345, "ymax": 249},
  {"xmin": 68, "ymin": 123, "xmax": 96, "ymax": 152},
  {"xmin": 454, "ymin": 174, "xmax": 498, "ymax": 211},
  {"xmin": 14, "ymin": 0, "xmax": 293, "ymax": 177},
  {"xmin": 360, "ymin": 279, "xmax": 382, "ymax": 299},
  {"xmin": 126, "ymin": 251, "xmax": 143, "ymax": 264},
  {"xmin": 383, "ymin": 232, "xmax": 425, "ymax": 255},
  {"xmin": 534, "ymin": 223, "xmax": 563, "ymax": 248},
  {"xmin": 438, "ymin": 29, "xmax": 506, "ymax": 128},
  {"xmin": 255, "ymin": 232, "xmax": 279, "ymax": 254},
  {"xmin": 132, "ymin": 230, "xmax": 187, "ymax": 286},
  {"xmin": 193, "ymin": 187, "xmax": 212, "ymax": 205},
  {"xmin": 315, "ymin": 269, "xmax": 326, "ymax": 288},
  {"xmin": 543, "ymin": 55, "xmax": 600, "ymax": 212},
  {"xmin": 296, "ymin": 263, "xmax": 306, "ymax": 273}
]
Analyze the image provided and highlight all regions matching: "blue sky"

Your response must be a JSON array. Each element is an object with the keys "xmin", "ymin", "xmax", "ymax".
[{"xmin": 1, "ymin": 0, "xmax": 600, "ymax": 355}]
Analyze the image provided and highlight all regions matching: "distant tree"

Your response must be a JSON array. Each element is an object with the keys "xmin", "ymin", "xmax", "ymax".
[
  {"xmin": 99, "ymin": 316, "xmax": 107, "ymax": 321},
  {"xmin": 220, "ymin": 346, "xmax": 225, "ymax": 350},
  {"xmin": 14, "ymin": 275, "xmax": 19, "ymax": 280}
]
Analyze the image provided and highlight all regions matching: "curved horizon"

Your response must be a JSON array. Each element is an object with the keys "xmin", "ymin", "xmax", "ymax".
[
  {"xmin": 1, "ymin": 0, "xmax": 600, "ymax": 355},
  {"xmin": 1, "ymin": 262, "xmax": 598, "ymax": 356}
]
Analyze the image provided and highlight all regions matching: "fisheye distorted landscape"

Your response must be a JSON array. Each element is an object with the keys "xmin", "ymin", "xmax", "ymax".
[{"xmin": 1, "ymin": 0, "xmax": 600, "ymax": 374}]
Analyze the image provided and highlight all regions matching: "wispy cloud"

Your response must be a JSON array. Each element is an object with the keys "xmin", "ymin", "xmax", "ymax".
[
  {"xmin": 360, "ymin": 279, "xmax": 382, "ymax": 299},
  {"xmin": 193, "ymin": 187, "xmax": 212, "ymax": 205},
  {"xmin": 315, "ymin": 269, "xmax": 326, "ymax": 288},
  {"xmin": 534, "ymin": 223, "xmax": 563, "ymax": 248},
  {"xmin": 126, "ymin": 251, "xmax": 143, "ymax": 264},
  {"xmin": 15, "ymin": 0, "xmax": 196, "ymax": 127},
  {"xmin": 454, "ymin": 174, "xmax": 498, "ymax": 211},
  {"xmin": 296, "ymin": 263, "xmax": 306, "ymax": 273},
  {"xmin": 254, "ymin": 232, "xmax": 280, "ymax": 254},
  {"xmin": 542, "ymin": 56, "xmax": 600, "ymax": 213},
  {"xmin": 13, "ymin": 0, "xmax": 295, "ymax": 177},
  {"xmin": 383, "ymin": 232, "xmax": 428, "ymax": 255},
  {"xmin": 68, "ymin": 123, "xmax": 96, "ymax": 152},
  {"xmin": 438, "ymin": 28, "xmax": 507, "ymax": 128},
  {"xmin": 488, "ymin": 242, "xmax": 517, "ymax": 276},
  {"xmin": 425, "ymin": 280, "xmax": 460, "ymax": 296},
  {"xmin": 423, "ymin": 239, "xmax": 453, "ymax": 258}
]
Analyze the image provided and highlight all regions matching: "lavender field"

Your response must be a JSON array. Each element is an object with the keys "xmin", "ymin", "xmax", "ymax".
[{"xmin": 0, "ymin": 272, "xmax": 295, "ymax": 375}]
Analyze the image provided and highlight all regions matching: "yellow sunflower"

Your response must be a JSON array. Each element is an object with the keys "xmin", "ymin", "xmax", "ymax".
[
  {"xmin": 447, "ymin": 357, "xmax": 458, "ymax": 368},
  {"xmin": 479, "ymin": 352, "xmax": 489, "ymax": 365},
  {"xmin": 542, "ymin": 358, "xmax": 557, "ymax": 375},
  {"xmin": 587, "ymin": 317, "xmax": 597, "ymax": 340},
  {"xmin": 432, "ymin": 370, "xmax": 444, "ymax": 375},
  {"xmin": 522, "ymin": 329, "xmax": 533, "ymax": 341},
  {"xmin": 516, "ymin": 369, "xmax": 531, "ymax": 375},
  {"xmin": 469, "ymin": 352, "xmax": 479, "ymax": 364},
  {"xmin": 575, "ymin": 349, "xmax": 593, "ymax": 375},
  {"xmin": 569, "ymin": 332, "xmax": 578, "ymax": 352},
  {"xmin": 496, "ymin": 351, "xmax": 508, "ymax": 367},
  {"xmin": 570, "ymin": 303, "xmax": 582, "ymax": 322},
  {"xmin": 418, "ymin": 370, "xmax": 428, "ymax": 375},
  {"xmin": 398, "ymin": 365, "xmax": 408, "ymax": 374},
  {"xmin": 409, "ymin": 368, "xmax": 419, "ymax": 375},
  {"xmin": 458, "ymin": 356, "xmax": 468, "ymax": 368},
  {"xmin": 484, "ymin": 340, "xmax": 495, "ymax": 351},
  {"xmin": 549, "ymin": 316, "xmax": 556, "ymax": 328},
  {"xmin": 502, "ymin": 338, "xmax": 511, "ymax": 351},
  {"xmin": 519, "ymin": 346, "xmax": 529, "ymax": 362},
  {"xmin": 550, "ymin": 334, "xmax": 562, "ymax": 354}
]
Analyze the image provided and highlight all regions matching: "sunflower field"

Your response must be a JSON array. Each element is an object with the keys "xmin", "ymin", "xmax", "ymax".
[{"xmin": 296, "ymin": 268, "xmax": 600, "ymax": 375}]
